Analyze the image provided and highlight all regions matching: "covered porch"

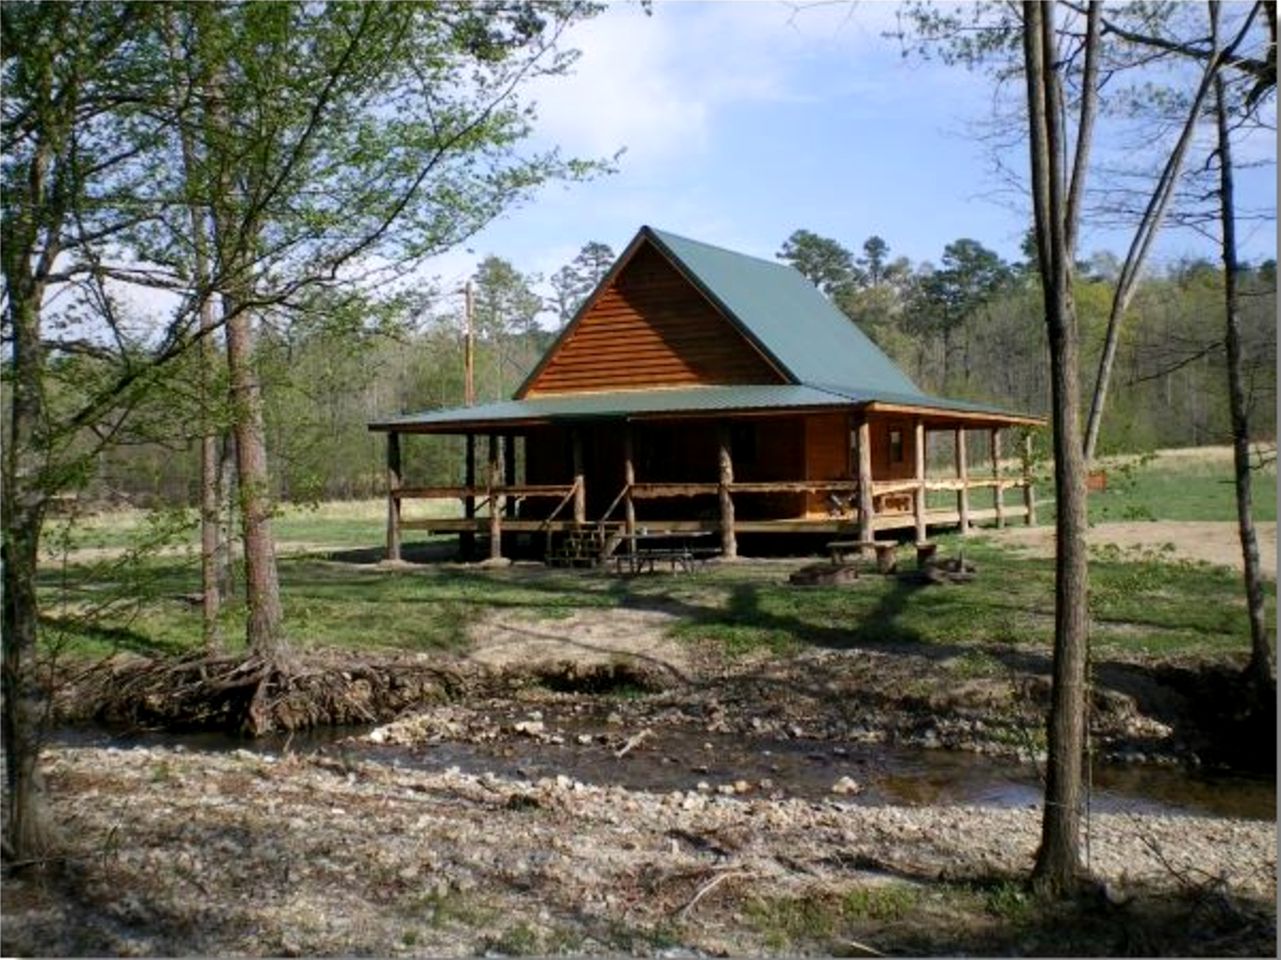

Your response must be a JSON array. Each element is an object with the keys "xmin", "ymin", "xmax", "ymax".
[{"xmin": 372, "ymin": 399, "xmax": 1041, "ymax": 564}]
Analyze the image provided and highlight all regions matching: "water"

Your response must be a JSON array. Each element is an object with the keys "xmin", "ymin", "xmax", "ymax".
[{"xmin": 53, "ymin": 720, "xmax": 1275, "ymax": 822}]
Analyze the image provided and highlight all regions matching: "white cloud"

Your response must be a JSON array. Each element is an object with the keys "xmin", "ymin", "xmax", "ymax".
[{"xmin": 528, "ymin": 1, "xmax": 902, "ymax": 168}]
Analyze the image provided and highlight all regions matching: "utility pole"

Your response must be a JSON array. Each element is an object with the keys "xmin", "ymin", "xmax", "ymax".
[{"xmin": 464, "ymin": 279, "xmax": 475, "ymax": 407}]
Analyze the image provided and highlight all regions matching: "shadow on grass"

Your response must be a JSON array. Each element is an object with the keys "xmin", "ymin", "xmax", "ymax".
[{"xmin": 40, "ymin": 615, "xmax": 191, "ymax": 658}]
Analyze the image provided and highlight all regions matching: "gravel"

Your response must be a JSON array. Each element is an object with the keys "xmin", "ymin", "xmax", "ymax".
[{"xmin": 3, "ymin": 743, "xmax": 1274, "ymax": 957}]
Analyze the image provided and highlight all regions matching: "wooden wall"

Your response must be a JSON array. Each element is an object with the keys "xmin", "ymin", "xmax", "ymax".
[
  {"xmin": 523, "ymin": 244, "xmax": 783, "ymax": 395},
  {"xmin": 803, "ymin": 413, "xmax": 850, "ymax": 516},
  {"xmin": 870, "ymin": 417, "xmax": 916, "ymax": 481}
]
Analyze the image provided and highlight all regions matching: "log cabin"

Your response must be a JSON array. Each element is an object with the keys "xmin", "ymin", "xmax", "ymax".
[{"xmin": 369, "ymin": 226, "xmax": 1044, "ymax": 562}]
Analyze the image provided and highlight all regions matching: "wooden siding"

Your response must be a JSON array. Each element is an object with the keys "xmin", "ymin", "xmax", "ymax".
[
  {"xmin": 803, "ymin": 413, "xmax": 850, "ymax": 515},
  {"xmin": 524, "ymin": 244, "xmax": 784, "ymax": 395},
  {"xmin": 871, "ymin": 417, "xmax": 916, "ymax": 481}
]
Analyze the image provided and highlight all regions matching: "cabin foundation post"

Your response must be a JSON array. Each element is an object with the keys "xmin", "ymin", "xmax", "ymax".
[
  {"xmin": 955, "ymin": 427, "xmax": 970, "ymax": 535},
  {"xmin": 913, "ymin": 419, "xmax": 927, "ymax": 542},
  {"xmin": 991, "ymin": 429, "xmax": 1005, "ymax": 528},
  {"xmin": 623, "ymin": 424, "xmax": 636, "ymax": 556},
  {"xmin": 855, "ymin": 415, "xmax": 874, "ymax": 545},
  {"xmin": 385, "ymin": 431, "xmax": 402, "ymax": 562},
  {"xmin": 571, "ymin": 429, "xmax": 586, "ymax": 526},
  {"xmin": 1023, "ymin": 432, "xmax": 1037, "ymax": 526},
  {"xmin": 504, "ymin": 435, "xmax": 516, "ymax": 519},
  {"xmin": 487, "ymin": 434, "xmax": 502, "ymax": 559},
  {"xmin": 718, "ymin": 423, "xmax": 737, "ymax": 559},
  {"xmin": 462, "ymin": 434, "xmax": 476, "ymax": 558}
]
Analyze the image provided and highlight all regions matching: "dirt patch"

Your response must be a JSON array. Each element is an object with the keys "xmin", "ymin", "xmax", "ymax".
[
  {"xmin": 987, "ymin": 521, "xmax": 1277, "ymax": 579},
  {"xmin": 465, "ymin": 606, "xmax": 695, "ymax": 683}
]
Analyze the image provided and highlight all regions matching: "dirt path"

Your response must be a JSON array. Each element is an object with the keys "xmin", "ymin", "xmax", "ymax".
[{"xmin": 986, "ymin": 521, "xmax": 1277, "ymax": 579}]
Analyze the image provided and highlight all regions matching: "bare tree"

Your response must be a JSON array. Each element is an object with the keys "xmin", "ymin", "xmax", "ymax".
[
  {"xmin": 1210, "ymin": 1, "xmax": 1275, "ymax": 692},
  {"xmin": 1022, "ymin": 0, "xmax": 1094, "ymax": 897}
]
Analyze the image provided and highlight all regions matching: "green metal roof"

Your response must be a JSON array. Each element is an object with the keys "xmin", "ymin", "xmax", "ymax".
[
  {"xmin": 645, "ymin": 227, "xmax": 924, "ymax": 398},
  {"xmin": 370, "ymin": 226, "xmax": 1042, "ymax": 432},
  {"xmin": 369, "ymin": 384, "xmax": 1035, "ymax": 432}
]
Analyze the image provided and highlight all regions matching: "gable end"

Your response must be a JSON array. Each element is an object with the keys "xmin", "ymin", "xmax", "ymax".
[{"xmin": 521, "ymin": 237, "xmax": 787, "ymax": 397}]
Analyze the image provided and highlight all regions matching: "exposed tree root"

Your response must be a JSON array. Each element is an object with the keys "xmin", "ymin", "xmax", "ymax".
[{"xmin": 52, "ymin": 652, "xmax": 476, "ymax": 736}]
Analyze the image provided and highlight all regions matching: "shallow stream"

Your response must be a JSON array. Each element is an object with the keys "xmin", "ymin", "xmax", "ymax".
[{"xmin": 56, "ymin": 716, "xmax": 1275, "ymax": 822}]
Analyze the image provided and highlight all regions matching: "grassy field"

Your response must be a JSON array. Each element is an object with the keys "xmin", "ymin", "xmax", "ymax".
[{"xmin": 36, "ymin": 447, "xmax": 1275, "ymax": 665}]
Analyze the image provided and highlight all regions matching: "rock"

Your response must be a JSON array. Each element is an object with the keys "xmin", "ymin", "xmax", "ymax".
[
  {"xmin": 512, "ymin": 720, "xmax": 545, "ymax": 736},
  {"xmin": 831, "ymin": 776, "xmax": 861, "ymax": 796},
  {"xmin": 576, "ymin": 734, "xmax": 592, "ymax": 745}
]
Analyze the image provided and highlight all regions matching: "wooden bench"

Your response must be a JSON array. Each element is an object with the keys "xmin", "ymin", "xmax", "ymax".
[{"xmin": 827, "ymin": 540, "xmax": 898, "ymax": 574}]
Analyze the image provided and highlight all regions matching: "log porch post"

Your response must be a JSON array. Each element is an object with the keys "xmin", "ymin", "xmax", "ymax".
[
  {"xmin": 504, "ymin": 434, "xmax": 516, "ymax": 519},
  {"xmin": 913, "ymin": 418, "xmax": 927, "ymax": 542},
  {"xmin": 955, "ymin": 427, "xmax": 970, "ymax": 535},
  {"xmin": 718, "ymin": 423, "xmax": 737, "ymax": 559},
  {"xmin": 991, "ymin": 428, "xmax": 1005, "ymax": 528},
  {"xmin": 571, "ymin": 428, "xmax": 586, "ymax": 525},
  {"xmin": 1023, "ymin": 432, "xmax": 1037, "ymax": 526},
  {"xmin": 385, "ymin": 431, "xmax": 402, "ymax": 562},
  {"xmin": 462, "ymin": 433, "xmax": 476, "ymax": 558},
  {"xmin": 623, "ymin": 424, "xmax": 636, "ymax": 555},
  {"xmin": 487, "ymin": 434, "xmax": 502, "ymax": 559},
  {"xmin": 856, "ymin": 414, "xmax": 874, "ymax": 544}
]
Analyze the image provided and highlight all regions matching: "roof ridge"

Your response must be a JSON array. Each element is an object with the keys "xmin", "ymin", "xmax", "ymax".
[{"xmin": 644, "ymin": 225, "xmax": 796, "ymax": 274}]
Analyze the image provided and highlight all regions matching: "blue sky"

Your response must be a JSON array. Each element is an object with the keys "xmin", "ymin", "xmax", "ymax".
[{"xmin": 424, "ymin": 0, "xmax": 1277, "ymax": 305}]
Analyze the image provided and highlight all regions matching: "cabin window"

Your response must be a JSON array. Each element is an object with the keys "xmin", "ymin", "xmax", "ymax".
[{"xmin": 889, "ymin": 429, "xmax": 904, "ymax": 464}]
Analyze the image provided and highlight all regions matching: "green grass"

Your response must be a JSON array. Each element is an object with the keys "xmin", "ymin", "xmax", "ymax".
[
  {"xmin": 36, "ymin": 530, "xmax": 1272, "ymax": 664},
  {"xmin": 36, "ymin": 448, "xmax": 1275, "ymax": 664},
  {"xmin": 37, "ymin": 549, "xmax": 617, "ymax": 659},
  {"xmin": 1087, "ymin": 450, "xmax": 1276, "ymax": 523},
  {"xmin": 646, "ymin": 537, "xmax": 1270, "ymax": 660}
]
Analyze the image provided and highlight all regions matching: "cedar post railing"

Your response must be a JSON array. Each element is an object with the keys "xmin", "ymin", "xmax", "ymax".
[
  {"xmin": 623, "ymin": 425, "xmax": 637, "ymax": 555},
  {"xmin": 913, "ymin": 419, "xmax": 927, "ymax": 542},
  {"xmin": 571, "ymin": 429, "xmax": 586, "ymax": 526},
  {"xmin": 386, "ymin": 431, "xmax": 402, "ymax": 562},
  {"xmin": 503, "ymin": 435, "xmax": 516, "ymax": 519},
  {"xmin": 856, "ymin": 415, "xmax": 874, "ymax": 545},
  {"xmin": 717, "ymin": 423, "xmax": 737, "ymax": 559},
  {"xmin": 955, "ymin": 427, "xmax": 970, "ymax": 535},
  {"xmin": 487, "ymin": 435, "xmax": 502, "ymax": 559},
  {"xmin": 991, "ymin": 428, "xmax": 1005, "ymax": 528},
  {"xmin": 462, "ymin": 434, "xmax": 476, "ymax": 557}
]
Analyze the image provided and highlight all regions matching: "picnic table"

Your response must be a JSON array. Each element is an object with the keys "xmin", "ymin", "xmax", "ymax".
[{"xmin": 613, "ymin": 529, "xmax": 719, "ymax": 574}]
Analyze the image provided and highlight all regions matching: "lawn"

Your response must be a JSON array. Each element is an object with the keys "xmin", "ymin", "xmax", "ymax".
[{"xmin": 36, "ymin": 446, "xmax": 1274, "ymax": 666}]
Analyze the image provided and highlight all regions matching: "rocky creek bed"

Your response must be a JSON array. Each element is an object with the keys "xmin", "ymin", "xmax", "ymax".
[
  {"xmin": 9, "ymin": 628, "xmax": 1278, "ymax": 956},
  {"xmin": 2, "ymin": 736, "xmax": 1275, "ymax": 957},
  {"xmin": 6, "ymin": 647, "xmax": 1277, "ymax": 957}
]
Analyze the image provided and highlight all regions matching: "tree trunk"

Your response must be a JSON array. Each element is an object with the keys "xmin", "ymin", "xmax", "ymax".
[
  {"xmin": 167, "ymin": 2, "xmax": 223, "ymax": 650},
  {"xmin": 2, "ymin": 294, "xmax": 57, "ymax": 863},
  {"xmin": 1212, "ymin": 25, "xmax": 1274, "ymax": 690},
  {"xmin": 224, "ymin": 296, "xmax": 287, "ymax": 658},
  {"xmin": 1024, "ymin": 0, "xmax": 1091, "ymax": 898},
  {"xmin": 216, "ymin": 431, "xmax": 236, "ymax": 600},
  {"xmin": 2, "ymin": 91, "xmax": 62, "ymax": 860}
]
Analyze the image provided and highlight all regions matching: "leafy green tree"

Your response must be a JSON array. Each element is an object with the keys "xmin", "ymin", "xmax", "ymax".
[
  {"xmin": 858, "ymin": 235, "xmax": 890, "ymax": 286},
  {"xmin": 1, "ymin": 0, "xmax": 605, "ymax": 859},
  {"xmin": 777, "ymin": 229, "xmax": 857, "ymax": 295},
  {"xmin": 550, "ymin": 240, "xmax": 615, "ymax": 327},
  {"xmin": 474, "ymin": 255, "xmax": 544, "ymax": 400}
]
